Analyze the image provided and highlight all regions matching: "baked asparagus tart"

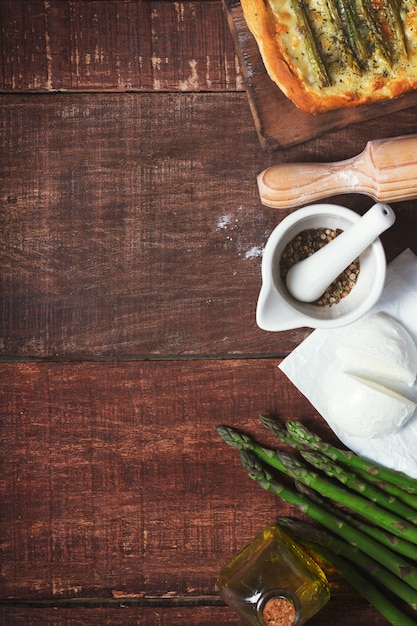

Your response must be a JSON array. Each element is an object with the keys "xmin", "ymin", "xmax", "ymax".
[{"xmin": 241, "ymin": 0, "xmax": 417, "ymax": 113}]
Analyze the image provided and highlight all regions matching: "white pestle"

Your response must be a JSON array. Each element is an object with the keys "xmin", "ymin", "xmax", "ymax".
[{"xmin": 285, "ymin": 203, "xmax": 396, "ymax": 303}]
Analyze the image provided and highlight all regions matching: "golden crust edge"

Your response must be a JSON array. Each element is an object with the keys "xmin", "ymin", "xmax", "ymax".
[{"xmin": 240, "ymin": 0, "xmax": 319, "ymax": 112}]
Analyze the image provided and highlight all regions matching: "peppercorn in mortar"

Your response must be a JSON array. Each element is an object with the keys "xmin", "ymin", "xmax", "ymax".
[{"xmin": 279, "ymin": 228, "xmax": 360, "ymax": 306}]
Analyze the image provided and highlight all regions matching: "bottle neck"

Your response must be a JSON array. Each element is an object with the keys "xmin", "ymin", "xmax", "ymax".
[{"xmin": 257, "ymin": 590, "xmax": 300, "ymax": 626}]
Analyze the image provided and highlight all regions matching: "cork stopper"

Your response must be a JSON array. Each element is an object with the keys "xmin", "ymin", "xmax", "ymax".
[{"xmin": 262, "ymin": 596, "xmax": 297, "ymax": 626}]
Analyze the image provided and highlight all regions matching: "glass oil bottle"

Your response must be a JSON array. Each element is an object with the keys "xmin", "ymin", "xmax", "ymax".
[{"xmin": 219, "ymin": 524, "xmax": 330, "ymax": 626}]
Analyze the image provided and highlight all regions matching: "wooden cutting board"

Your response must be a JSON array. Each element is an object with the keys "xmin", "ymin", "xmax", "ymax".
[{"xmin": 223, "ymin": 0, "xmax": 417, "ymax": 150}]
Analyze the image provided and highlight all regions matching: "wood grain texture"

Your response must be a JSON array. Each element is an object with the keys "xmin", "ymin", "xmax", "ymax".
[
  {"xmin": 0, "ymin": 92, "xmax": 277, "ymax": 357},
  {"xmin": 0, "ymin": 604, "xmax": 394, "ymax": 625},
  {"xmin": 0, "ymin": 0, "xmax": 243, "ymax": 93},
  {"xmin": 0, "ymin": 604, "xmax": 394, "ymax": 626},
  {"xmin": 0, "ymin": 360, "xmax": 390, "ymax": 625},
  {"xmin": 1, "ymin": 607, "xmax": 248, "ymax": 625},
  {"xmin": 0, "ymin": 359, "xmax": 317, "ymax": 599},
  {"xmin": 1, "ymin": 93, "xmax": 417, "ymax": 358}
]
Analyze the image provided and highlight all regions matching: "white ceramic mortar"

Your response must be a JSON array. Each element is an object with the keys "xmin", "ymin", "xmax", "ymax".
[{"xmin": 256, "ymin": 204, "xmax": 388, "ymax": 331}]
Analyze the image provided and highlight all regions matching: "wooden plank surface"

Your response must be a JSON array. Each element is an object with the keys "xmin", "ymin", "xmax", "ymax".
[
  {"xmin": 1, "ymin": 93, "xmax": 417, "ymax": 358},
  {"xmin": 0, "ymin": 0, "xmax": 242, "ymax": 93},
  {"xmin": 0, "ymin": 360, "xmax": 391, "ymax": 625},
  {"xmin": 0, "ymin": 359, "xmax": 308, "ymax": 599},
  {"xmin": 0, "ymin": 604, "xmax": 392, "ymax": 626}
]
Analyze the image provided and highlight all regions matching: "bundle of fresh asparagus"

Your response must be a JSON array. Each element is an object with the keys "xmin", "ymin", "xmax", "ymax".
[{"xmin": 216, "ymin": 417, "xmax": 417, "ymax": 626}]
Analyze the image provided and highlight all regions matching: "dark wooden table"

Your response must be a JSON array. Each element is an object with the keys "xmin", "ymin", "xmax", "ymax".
[{"xmin": 1, "ymin": 2, "xmax": 417, "ymax": 624}]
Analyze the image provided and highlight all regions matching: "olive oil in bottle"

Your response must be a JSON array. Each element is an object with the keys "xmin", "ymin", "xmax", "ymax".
[{"xmin": 219, "ymin": 524, "xmax": 330, "ymax": 626}]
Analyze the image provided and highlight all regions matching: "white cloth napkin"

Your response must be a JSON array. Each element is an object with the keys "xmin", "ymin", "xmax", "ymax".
[{"xmin": 279, "ymin": 248, "xmax": 417, "ymax": 478}]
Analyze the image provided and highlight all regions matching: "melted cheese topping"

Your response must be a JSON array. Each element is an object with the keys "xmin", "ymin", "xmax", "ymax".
[{"xmin": 267, "ymin": 0, "xmax": 417, "ymax": 97}]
